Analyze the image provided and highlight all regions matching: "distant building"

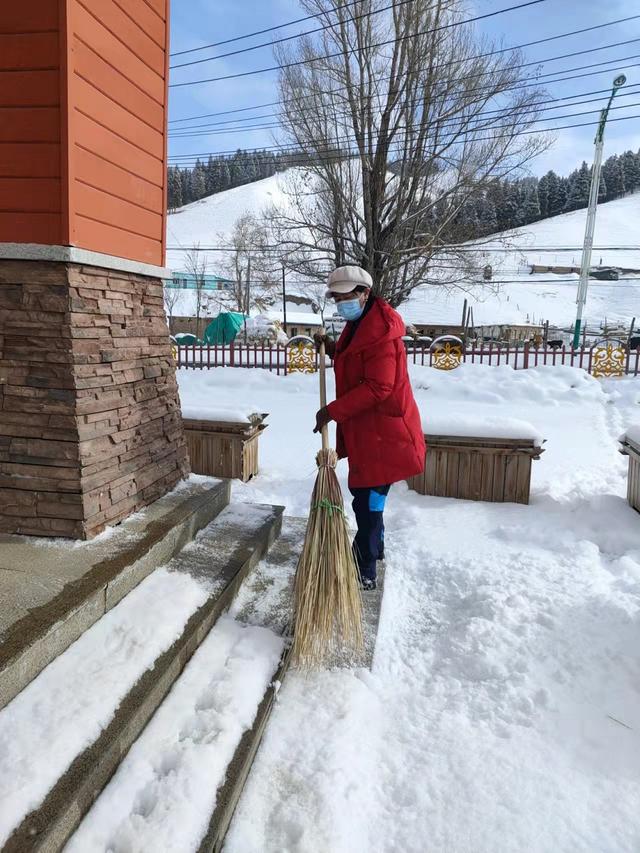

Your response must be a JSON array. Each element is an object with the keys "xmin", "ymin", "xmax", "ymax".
[
  {"xmin": 165, "ymin": 272, "xmax": 233, "ymax": 291},
  {"xmin": 474, "ymin": 323, "xmax": 544, "ymax": 344},
  {"xmin": 406, "ymin": 321, "xmax": 544, "ymax": 344},
  {"xmin": 266, "ymin": 310, "xmax": 325, "ymax": 339}
]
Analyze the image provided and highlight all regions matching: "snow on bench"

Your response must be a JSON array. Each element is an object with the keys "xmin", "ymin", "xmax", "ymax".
[{"xmin": 410, "ymin": 413, "xmax": 544, "ymax": 504}]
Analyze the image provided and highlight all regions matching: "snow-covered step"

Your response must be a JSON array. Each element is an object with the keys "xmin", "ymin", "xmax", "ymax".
[
  {"xmin": 0, "ymin": 502, "xmax": 283, "ymax": 853},
  {"xmin": 0, "ymin": 477, "xmax": 230, "ymax": 710},
  {"xmin": 65, "ymin": 617, "xmax": 288, "ymax": 853},
  {"xmin": 61, "ymin": 518, "xmax": 304, "ymax": 853},
  {"xmin": 65, "ymin": 517, "xmax": 304, "ymax": 853}
]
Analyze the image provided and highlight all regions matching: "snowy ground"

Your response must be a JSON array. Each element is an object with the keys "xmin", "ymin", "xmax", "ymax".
[{"xmin": 178, "ymin": 365, "xmax": 640, "ymax": 853}]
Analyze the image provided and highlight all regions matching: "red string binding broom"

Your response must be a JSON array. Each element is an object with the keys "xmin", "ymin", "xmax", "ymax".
[{"xmin": 291, "ymin": 339, "xmax": 363, "ymax": 667}]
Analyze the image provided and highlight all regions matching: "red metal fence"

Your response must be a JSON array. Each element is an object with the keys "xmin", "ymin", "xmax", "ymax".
[
  {"xmin": 176, "ymin": 342, "xmax": 640, "ymax": 376},
  {"xmin": 405, "ymin": 342, "xmax": 640, "ymax": 375},
  {"xmin": 176, "ymin": 343, "xmax": 315, "ymax": 375}
]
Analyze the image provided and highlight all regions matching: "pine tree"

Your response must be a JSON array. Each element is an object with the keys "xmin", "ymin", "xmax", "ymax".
[
  {"xmin": 219, "ymin": 161, "xmax": 231, "ymax": 191},
  {"xmin": 258, "ymin": 151, "xmax": 271, "ymax": 180},
  {"xmin": 459, "ymin": 200, "xmax": 479, "ymax": 234},
  {"xmin": 546, "ymin": 171, "xmax": 564, "ymax": 216},
  {"xmin": 180, "ymin": 169, "xmax": 192, "ymax": 206},
  {"xmin": 611, "ymin": 156, "xmax": 625, "ymax": 198},
  {"xmin": 520, "ymin": 183, "xmax": 541, "ymax": 223},
  {"xmin": 537, "ymin": 173, "xmax": 549, "ymax": 219},
  {"xmin": 167, "ymin": 167, "xmax": 183, "ymax": 210},
  {"xmin": 622, "ymin": 150, "xmax": 640, "ymax": 192},
  {"xmin": 476, "ymin": 194, "xmax": 498, "ymax": 234},
  {"xmin": 598, "ymin": 170, "xmax": 606, "ymax": 203},
  {"xmin": 487, "ymin": 180, "xmax": 508, "ymax": 230},
  {"xmin": 502, "ymin": 182, "xmax": 520, "ymax": 229},
  {"xmin": 601, "ymin": 155, "xmax": 625, "ymax": 201},
  {"xmin": 190, "ymin": 159, "xmax": 206, "ymax": 200},
  {"xmin": 564, "ymin": 162, "xmax": 590, "ymax": 211},
  {"xmin": 205, "ymin": 156, "xmax": 218, "ymax": 195}
]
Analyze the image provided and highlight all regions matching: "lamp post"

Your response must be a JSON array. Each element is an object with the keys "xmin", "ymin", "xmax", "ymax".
[
  {"xmin": 282, "ymin": 265, "xmax": 287, "ymax": 333},
  {"xmin": 573, "ymin": 74, "xmax": 626, "ymax": 350}
]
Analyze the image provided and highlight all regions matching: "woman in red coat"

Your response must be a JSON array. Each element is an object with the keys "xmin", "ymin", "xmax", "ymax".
[{"xmin": 314, "ymin": 266, "xmax": 426, "ymax": 589}]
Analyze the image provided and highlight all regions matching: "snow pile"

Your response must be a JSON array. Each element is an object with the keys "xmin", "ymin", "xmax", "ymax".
[
  {"xmin": 245, "ymin": 314, "xmax": 288, "ymax": 345},
  {"xmin": 409, "ymin": 362, "xmax": 604, "ymax": 404},
  {"xmin": 180, "ymin": 403, "xmax": 263, "ymax": 423},
  {"xmin": 620, "ymin": 424, "xmax": 640, "ymax": 446},
  {"xmin": 422, "ymin": 412, "xmax": 542, "ymax": 445}
]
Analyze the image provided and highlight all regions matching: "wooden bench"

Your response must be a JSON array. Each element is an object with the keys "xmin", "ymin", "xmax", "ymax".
[
  {"xmin": 408, "ymin": 433, "xmax": 544, "ymax": 504},
  {"xmin": 183, "ymin": 414, "xmax": 268, "ymax": 482},
  {"xmin": 619, "ymin": 431, "xmax": 640, "ymax": 513}
]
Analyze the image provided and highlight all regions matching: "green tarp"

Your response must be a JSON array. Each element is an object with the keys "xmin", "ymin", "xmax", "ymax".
[
  {"xmin": 174, "ymin": 333, "xmax": 200, "ymax": 345},
  {"xmin": 203, "ymin": 312, "xmax": 245, "ymax": 345}
]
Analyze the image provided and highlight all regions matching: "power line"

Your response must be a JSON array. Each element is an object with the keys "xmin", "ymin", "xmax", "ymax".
[
  {"xmin": 169, "ymin": 15, "xmax": 640, "ymax": 124},
  {"xmin": 168, "ymin": 87, "xmax": 640, "ymax": 139},
  {"xmin": 169, "ymin": 0, "xmax": 548, "ymax": 88},
  {"xmin": 170, "ymin": 0, "xmax": 375, "ymax": 57},
  {"xmin": 170, "ymin": 0, "xmax": 418, "ymax": 70},
  {"xmin": 168, "ymin": 50, "xmax": 639, "ymax": 126},
  {"xmin": 168, "ymin": 52, "xmax": 640, "ymax": 158},
  {"xmin": 167, "ymin": 84, "xmax": 640, "ymax": 135},
  {"xmin": 167, "ymin": 107, "xmax": 640, "ymax": 164},
  {"xmin": 166, "ymin": 245, "xmax": 640, "ymax": 253}
]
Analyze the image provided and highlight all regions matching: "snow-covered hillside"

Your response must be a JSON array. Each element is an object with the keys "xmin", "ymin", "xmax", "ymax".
[
  {"xmin": 166, "ymin": 172, "xmax": 290, "ymax": 272},
  {"xmin": 402, "ymin": 191, "xmax": 640, "ymax": 329},
  {"xmin": 166, "ymin": 173, "xmax": 640, "ymax": 329}
]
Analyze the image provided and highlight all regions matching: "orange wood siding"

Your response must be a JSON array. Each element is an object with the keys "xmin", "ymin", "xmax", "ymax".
[
  {"xmin": 0, "ymin": 1, "xmax": 63, "ymax": 243},
  {"xmin": 67, "ymin": 0, "xmax": 169, "ymax": 265},
  {"xmin": 0, "ymin": 0, "xmax": 169, "ymax": 266}
]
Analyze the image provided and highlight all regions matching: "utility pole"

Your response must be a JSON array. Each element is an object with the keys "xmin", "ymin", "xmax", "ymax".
[
  {"xmin": 282, "ymin": 265, "xmax": 287, "ymax": 336},
  {"xmin": 243, "ymin": 257, "xmax": 251, "ymax": 343},
  {"xmin": 573, "ymin": 74, "xmax": 626, "ymax": 350}
]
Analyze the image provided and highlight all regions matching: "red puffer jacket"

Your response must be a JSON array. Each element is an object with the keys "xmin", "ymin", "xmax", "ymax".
[{"xmin": 327, "ymin": 297, "xmax": 426, "ymax": 488}]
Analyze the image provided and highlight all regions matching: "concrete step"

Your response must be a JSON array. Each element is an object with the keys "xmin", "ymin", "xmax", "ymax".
[
  {"xmin": 65, "ymin": 516, "xmax": 304, "ymax": 853},
  {"xmin": 0, "ymin": 476, "xmax": 230, "ymax": 710},
  {"xmin": 0, "ymin": 502, "xmax": 284, "ymax": 853}
]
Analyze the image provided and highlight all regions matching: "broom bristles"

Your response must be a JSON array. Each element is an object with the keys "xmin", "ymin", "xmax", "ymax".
[{"xmin": 292, "ymin": 447, "xmax": 364, "ymax": 668}]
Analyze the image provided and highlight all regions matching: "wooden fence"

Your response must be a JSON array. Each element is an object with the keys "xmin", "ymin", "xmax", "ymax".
[{"xmin": 176, "ymin": 341, "xmax": 640, "ymax": 377}]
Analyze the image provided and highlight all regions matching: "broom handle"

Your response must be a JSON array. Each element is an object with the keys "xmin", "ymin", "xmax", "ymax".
[{"xmin": 319, "ymin": 339, "xmax": 329, "ymax": 451}]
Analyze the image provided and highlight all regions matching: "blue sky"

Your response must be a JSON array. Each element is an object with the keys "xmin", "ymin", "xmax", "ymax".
[{"xmin": 168, "ymin": 0, "xmax": 640, "ymax": 176}]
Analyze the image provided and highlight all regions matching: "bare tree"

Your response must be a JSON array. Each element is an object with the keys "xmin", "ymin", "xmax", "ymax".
[
  {"xmin": 219, "ymin": 213, "xmax": 279, "ymax": 313},
  {"xmin": 184, "ymin": 246, "xmax": 209, "ymax": 339},
  {"xmin": 271, "ymin": 0, "xmax": 550, "ymax": 306},
  {"xmin": 163, "ymin": 280, "xmax": 182, "ymax": 333}
]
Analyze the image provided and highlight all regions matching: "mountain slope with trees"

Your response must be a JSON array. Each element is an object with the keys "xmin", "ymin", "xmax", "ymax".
[
  {"xmin": 454, "ymin": 149, "xmax": 640, "ymax": 238},
  {"xmin": 169, "ymin": 147, "xmax": 640, "ymax": 240}
]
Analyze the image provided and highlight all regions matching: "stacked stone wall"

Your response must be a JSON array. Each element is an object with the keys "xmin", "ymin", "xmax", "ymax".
[{"xmin": 0, "ymin": 260, "xmax": 189, "ymax": 538}]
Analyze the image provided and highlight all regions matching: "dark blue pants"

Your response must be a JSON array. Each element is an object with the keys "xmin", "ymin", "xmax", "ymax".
[{"xmin": 350, "ymin": 485, "xmax": 391, "ymax": 582}]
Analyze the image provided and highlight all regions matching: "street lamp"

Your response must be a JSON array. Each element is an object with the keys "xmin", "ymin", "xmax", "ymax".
[{"xmin": 572, "ymin": 74, "xmax": 627, "ymax": 350}]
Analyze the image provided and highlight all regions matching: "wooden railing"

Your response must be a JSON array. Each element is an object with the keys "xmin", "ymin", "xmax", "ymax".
[{"xmin": 175, "ymin": 341, "xmax": 640, "ymax": 377}]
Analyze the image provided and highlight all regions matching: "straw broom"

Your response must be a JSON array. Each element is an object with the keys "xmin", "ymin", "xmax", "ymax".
[{"xmin": 291, "ymin": 340, "xmax": 363, "ymax": 667}]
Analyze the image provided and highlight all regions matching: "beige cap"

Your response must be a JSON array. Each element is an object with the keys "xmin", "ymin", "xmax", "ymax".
[{"xmin": 326, "ymin": 265, "xmax": 373, "ymax": 296}]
